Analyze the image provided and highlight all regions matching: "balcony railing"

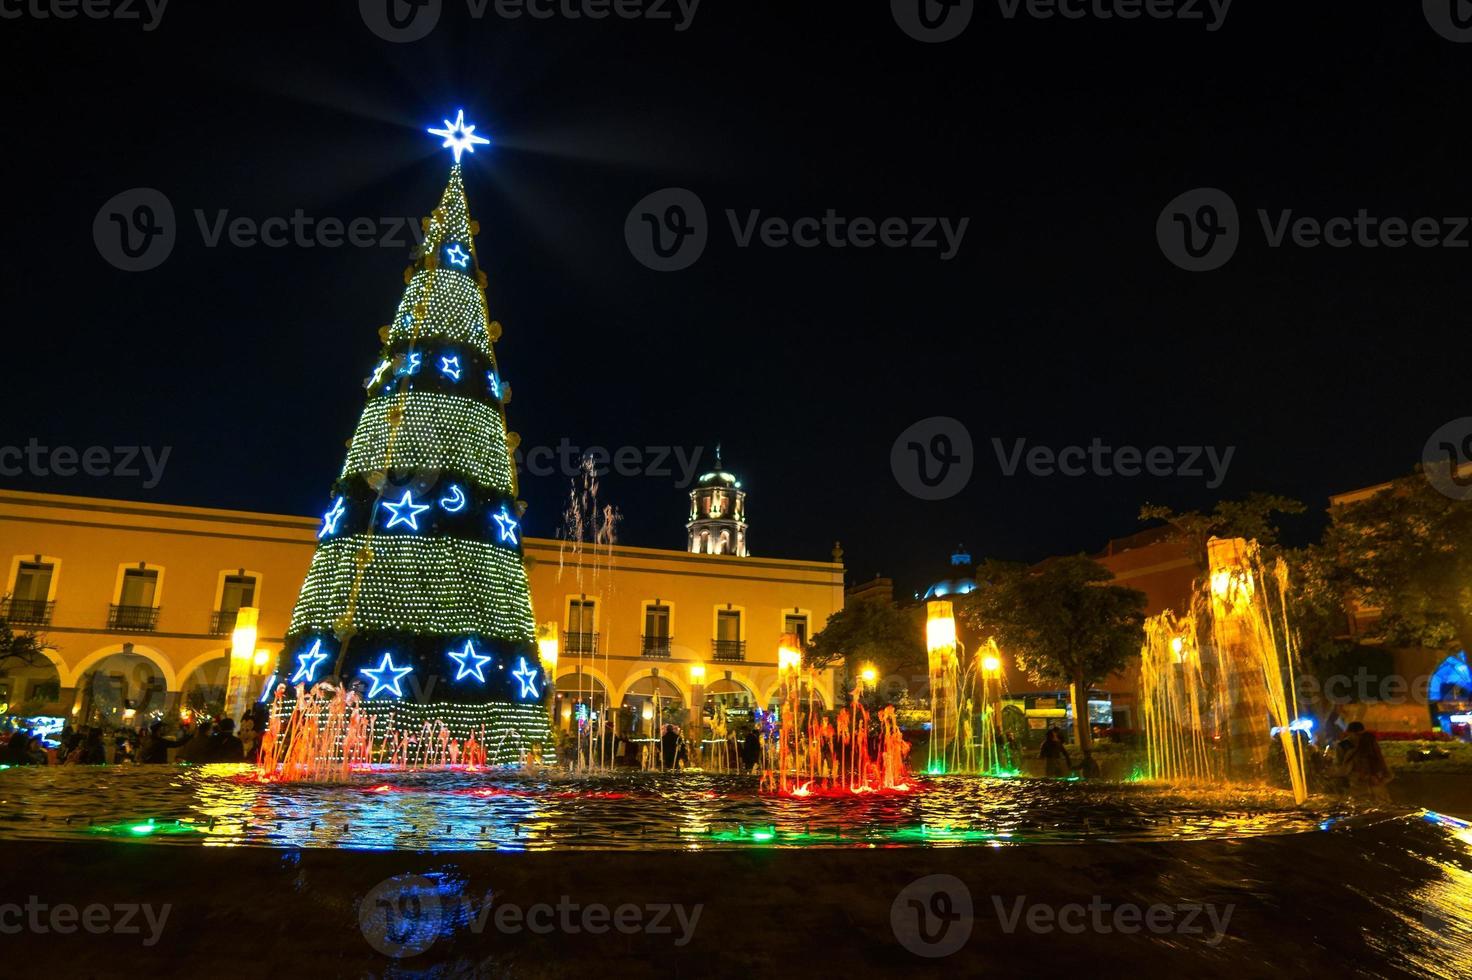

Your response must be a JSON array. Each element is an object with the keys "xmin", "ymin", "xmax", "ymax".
[
  {"xmin": 564, "ymin": 631, "xmax": 599, "ymax": 655},
  {"xmin": 640, "ymin": 634, "xmax": 672, "ymax": 659},
  {"xmin": 108, "ymin": 604, "xmax": 160, "ymax": 632},
  {"xmin": 712, "ymin": 639, "xmax": 746, "ymax": 662},
  {"xmin": 209, "ymin": 609, "xmax": 240, "ymax": 636},
  {"xmin": 1, "ymin": 598, "xmax": 54, "ymax": 626}
]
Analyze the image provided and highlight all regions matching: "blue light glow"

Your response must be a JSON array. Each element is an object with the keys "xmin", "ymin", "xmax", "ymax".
[
  {"xmin": 439, "ymin": 355, "xmax": 462, "ymax": 380},
  {"xmin": 290, "ymin": 639, "xmax": 331, "ymax": 685},
  {"xmin": 438, "ymin": 485, "xmax": 467, "ymax": 513},
  {"xmin": 383, "ymin": 490, "xmax": 432, "ymax": 531},
  {"xmin": 492, "ymin": 506, "xmax": 520, "ymax": 546},
  {"xmin": 448, "ymin": 639, "xmax": 492, "ymax": 683},
  {"xmin": 512, "ymin": 657, "xmax": 541, "ymax": 699},
  {"xmin": 445, "ymin": 244, "xmax": 471, "ymax": 269},
  {"xmin": 319, "ymin": 497, "xmax": 346, "ymax": 539},
  {"xmin": 428, "ymin": 109, "xmax": 491, "ymax": 164},
  {"xmin": 362, "ymin": 652, "xmax": 414, "ymax": 699},
  {"xmin": 486, "ymin": 371, "xmax": 500, "ymax": 398},
  {"xmin": 397, "ymin": 352, "xmax": 422, "ymax": 377}
]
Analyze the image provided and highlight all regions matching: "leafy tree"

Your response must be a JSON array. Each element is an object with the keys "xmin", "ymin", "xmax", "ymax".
[
  {"xmin": 806, "ymin": 598, "xmax": 926, "ymax": 685},
  {"xmin": 0, "ymin": 604, "xmax": 49, "ymax": 674},
  {"xmin": 1317, "ymin": 469, "xmax": 1472, "ymax": 659},
  {"xmin": 960, "ymin": 556, "xmax": 1145, "ymax": 752},
  {"xmin": 1139, "ymin": 493, "xmax": 1305, "ymax": 571}
]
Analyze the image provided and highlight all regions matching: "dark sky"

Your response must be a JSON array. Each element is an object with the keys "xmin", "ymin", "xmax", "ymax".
[{"xmin": 1, "ymin": 2, "xmax": 1465, "ymax": 597}]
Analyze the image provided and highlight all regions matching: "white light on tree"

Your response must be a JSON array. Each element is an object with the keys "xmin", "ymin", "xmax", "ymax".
[{"xmin": 428, "ymin": 109, "xmax": 491, "ymax": 163}]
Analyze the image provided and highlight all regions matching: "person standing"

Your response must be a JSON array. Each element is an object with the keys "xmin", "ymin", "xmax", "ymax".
[{"xmin": 1040, "ymin": 727, "xmax": 1072, "ymax": 778}]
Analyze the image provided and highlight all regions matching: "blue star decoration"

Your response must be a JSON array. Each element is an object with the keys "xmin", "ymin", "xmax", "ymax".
[
  {"xmin": 383, "ymin": 490, "xmax": 432, "ymax": 531},
  {"xmin": 511, "ymin": 657, "xmax": 541, "ymax": 699},
  {"xmin": 397, "ymin": 352, "xmax": 422, "ymax": 377},
  {"xmin": 319, "ymin": 497, "xmax": 347, "ymax": 539},
  {"xmin": 448, "ymin": 639, "xmax": 492, "ymax": 683},
  {"xmin": 290, "ymin": 639, "xmax": 331, "ymax": 685},
  {"xmin": 439, "ymin": 485, "xmax": 467, "ymax": 513},
  {"xmin": 486, "ymin": 371, "xmax": 500, "ymax": 398},
  {"xmin": 362, "ymin": 652, "xmax": 414, "ymax": 699},
  {"xmin": 444, "ymin": 243, "xmax": 471, "ymax": 269},
  {"xmin": 492, "ymin": 506, "xmax": 520, "ymax": 545},
  {"xmin": 439, "ymin": 354, "xmax": 462, "ymax": 380},
  {"xmin": 428, "ymin": 109, "xmax": 491, "ymax": 164}
]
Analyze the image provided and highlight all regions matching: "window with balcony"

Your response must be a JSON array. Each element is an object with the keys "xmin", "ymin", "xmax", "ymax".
[
  {"xmin": 211, "ymin": 574, "xmax": 258, "ymax": 634},
  {"xmin": 110, "ymin": 567, "xmax": 160, "ymax": 631},
  {"xmin": 784, "ymin": 613, "xmax": 810, "ymax": 646},
  {"xmin": 642, "ymin": 603, "xmax": 671, "ymax": 658},
  {"xmin": 713, "ymin": 609, "xmax": 745, "ymax": 661},
  {"xmin": 565, "ymin": 599, "xmax": 598, "ymax": 655},
  {"xmin": 4, "ymin": 560, "xmax": 55, "ymax": 625}
]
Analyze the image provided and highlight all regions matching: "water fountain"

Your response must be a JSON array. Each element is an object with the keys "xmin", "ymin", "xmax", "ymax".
[{"xmin": 1139, "ymin": 537, "xmax": 1309, "ymax": 804}]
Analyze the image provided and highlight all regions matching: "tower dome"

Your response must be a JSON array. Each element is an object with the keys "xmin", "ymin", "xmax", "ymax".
[{"xmin": 687, "ymin": 446, "xmax": 748, "ymax": 556}]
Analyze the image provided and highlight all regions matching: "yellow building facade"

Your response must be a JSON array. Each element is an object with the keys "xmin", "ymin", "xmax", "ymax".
[{"xmin": 0, "ymin": 490, "xmax": 843, "ymax": 731}]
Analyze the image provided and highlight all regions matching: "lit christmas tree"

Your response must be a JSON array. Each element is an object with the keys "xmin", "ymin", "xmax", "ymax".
[{"xmin": 266, "ymin": 111, "xmax": 551, "ymax": 764}]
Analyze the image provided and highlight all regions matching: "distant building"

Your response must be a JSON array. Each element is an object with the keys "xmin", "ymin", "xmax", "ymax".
[
  {"xmin": 686, "ymin": 449, "xmax": 748, "ymax": 557},
  {"xmin": 0, "ymin": 490, "xmax": 842, "ymax": 732}
]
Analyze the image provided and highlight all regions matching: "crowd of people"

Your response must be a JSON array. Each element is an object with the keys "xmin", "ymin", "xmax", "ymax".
[{"xmin": 0, "ymin": 713, "xmax": 261, "ymax": 767}]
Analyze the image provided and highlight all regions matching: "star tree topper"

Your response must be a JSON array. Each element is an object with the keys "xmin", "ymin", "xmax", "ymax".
[{"xmin": 428, "ymin": 109, "xmax": 491, "ymax": 163}]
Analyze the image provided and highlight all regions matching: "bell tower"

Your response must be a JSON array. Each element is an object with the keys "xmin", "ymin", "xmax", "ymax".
[{"xmin": 687, "ymin": 446, "xmax": 748, "ymax": 556}]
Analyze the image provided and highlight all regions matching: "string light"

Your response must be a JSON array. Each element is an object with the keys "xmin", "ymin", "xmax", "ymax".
[
  {"xmin": 319, "ymin": 497, "xmax": 346, "ymax": 539},
  {"xmin": 439, "ymin": 354, "xmax": 463, "ymax": 380},
  {"xmin": 511, "ymin": 657, "xmax": 541, "ymax": 699},
  {"xmin": 493, "ymin": 505, "xmax": 520, "ymax": 545}
]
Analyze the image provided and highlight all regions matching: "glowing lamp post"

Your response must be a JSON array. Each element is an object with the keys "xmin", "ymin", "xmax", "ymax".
[
  {"xmin": 926, "ymin": 601, "xmax": 959, "ymax": 772},
  {"xmin": 688, "ymin": 663, "xmax": 707, "ymax": 765},
  {"xmin": 537, "ymin": 622, "xmax": 559, "ymax": 723},
  {"xmin": 926, "ymin": 601, "xmax": 957, "ymax": 666},
  {"xmin": 981, "ymin": 654, "xmax": 1002, "ymax": 675},
  {"xmin": 860, "ymin": 665, "xmax": 878, "ymax": 689},
  {"xmin": 225, "ymin": 607, "xmax": 259, "ymax": 722}
]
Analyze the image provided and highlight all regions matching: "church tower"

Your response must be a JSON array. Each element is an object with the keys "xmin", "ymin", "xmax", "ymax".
[{"xmin": 687, "ymin": 447, "xmax": 748, "ymax": 556}]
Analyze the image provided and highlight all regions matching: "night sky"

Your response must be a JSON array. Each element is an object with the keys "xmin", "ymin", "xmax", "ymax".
[{"xmin": 2, "ymin": 3, "xmax": 1466, "ymax": 596}]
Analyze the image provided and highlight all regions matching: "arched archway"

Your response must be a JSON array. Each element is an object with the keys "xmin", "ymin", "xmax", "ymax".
[
  {"xmin": 177, "ymin": 650, "xmax": 231, "ymax": 723},
  {"xmin": 621, "ymin": 674, "xmax": 686, "ymax": 738},
  {"xmin": 553, "ymin": 667, "xmax": 612, "ymax": 732},
  {"xmin": 0, "ymin": 645, "xmax": 67, "ymax": 716},
  {"xmin": 72, "ymin": 645, "xmax": 175, "ymax": 727}
]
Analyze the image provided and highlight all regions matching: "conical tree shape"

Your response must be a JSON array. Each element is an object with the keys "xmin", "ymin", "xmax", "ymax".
[{"xmin": 270, "ymin": 163, "xmax": 550, "ymax": 762}]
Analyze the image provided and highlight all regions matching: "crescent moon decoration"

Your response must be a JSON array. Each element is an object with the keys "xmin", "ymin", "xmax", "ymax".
[{"xmin": 439, "ymin": 485, "xmax": 468, "ymax": 513}]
